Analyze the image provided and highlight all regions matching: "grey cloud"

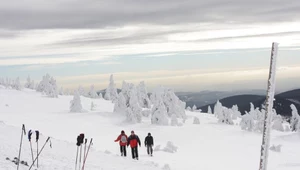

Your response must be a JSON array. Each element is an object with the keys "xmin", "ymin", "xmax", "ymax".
[{"xmin": 1, "ymin": 0, "xmax": 300, "ymax": 30}]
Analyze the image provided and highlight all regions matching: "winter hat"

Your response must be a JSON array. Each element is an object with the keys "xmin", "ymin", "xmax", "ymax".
[
  {"xmin": 131, "ymin": 130, "xmax": 134, "ymax": 134},
  {"xmin": 148, "ymin": 132, "xmax": 151, "ymax": 136},
  {"xmin": 121, "ymin": 130, "xmax": 124, "ymax": 134}
]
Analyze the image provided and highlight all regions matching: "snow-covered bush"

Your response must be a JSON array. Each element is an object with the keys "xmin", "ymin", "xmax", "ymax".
[
  {"xmin": 137, "ymin": 81, "xmax": 151, "ymax": 108},
  {"xmin": 98, "ymin": 93, "xmax": 103, "ymax": 98},
  {"xmin": 193, "ymin": 117, "xmax": 200, "ymax": 124},
  {"xmin": 141, "ymin": 109, "xmax": 151, "ymax": 117},
  {"xmin": 270, "ymin": 144, "xmax": 282, "ymax": 152},
  {"xmin": 240, "ymin": 112, "xmax": 254, "ymax": 131},
  {"xmin": 91, "ymin": 101, "xmax": 96, "ymax": 111},
  {"xmin": 248, "ymin": 103, "xmax": 259, "ymax": 120},
  {"xmin": 104, "ymin": 74, "xmax": 118, "ymax": 103},
  {"xmin": 70, "ymin": 91, "xmax": 83, "ymax": 112},
  {"xmin": 163, "ymin": 141, "xmax": 178, "ymax": 153},
  {"xmin": 87, "ymin": 85, "xmax": 98, "ymax": 98},
  {"xmin": 170, "ymin": 114, "xmax": 178, "ymax": 126},
  {"xmin": 272, "ymin": 113, "xmax": 284, "ymax": 131},
  {"xmin": 186, "ymin": 106, "xmax": 192, "ymax": 111},
  {"xmin": 218, "ymin": 107, "xmax": 233, "ymax": 125},
  {"xmin": 254, "ymin": 109, "xmax": 265, "ymax": 133},
  {"xmin": 151, "ymin": 96, "xmax": 169, "ymax": 125},
  {"xmin": 290, "ymin": 104, "xmax": 300, "ymax": 132}
]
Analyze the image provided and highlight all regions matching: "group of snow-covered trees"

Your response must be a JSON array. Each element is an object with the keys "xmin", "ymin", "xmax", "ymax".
[
  {"xmin": 0, "ymin": 77, "xmax": 22, "ymax": 90},
  {"xmin": 210, "ymin": 100, "xmax": 299, "ymax": 133}
]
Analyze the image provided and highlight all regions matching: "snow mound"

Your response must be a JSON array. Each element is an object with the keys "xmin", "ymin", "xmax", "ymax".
[
  {"xmin": 162, "ymin": 164, "xmax": 171, "ymax": 170},
  {"xmin": 193, "ymin": 117, "xmax": 200, "ymax": 124},
  {"xmin": 154, "ymin": 142, "xmax": 178, "ymax": 153},
  {"xmin": 270, "ymin": 144, "xmax": 282, "ymax": 152}
]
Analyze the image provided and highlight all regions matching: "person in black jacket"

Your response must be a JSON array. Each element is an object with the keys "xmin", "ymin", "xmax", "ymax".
[{"xmin": 144, "ymin": 132, "xmax": 154, "ymax": 156}]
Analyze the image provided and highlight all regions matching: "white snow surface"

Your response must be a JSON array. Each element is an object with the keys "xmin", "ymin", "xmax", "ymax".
[{"xmin": 1, "ymin": 88, "xmax": 300, "ymax": 170}]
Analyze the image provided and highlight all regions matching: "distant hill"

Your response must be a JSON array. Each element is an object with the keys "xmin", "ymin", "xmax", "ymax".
[
  {"xmin": 176, "ymin": 89, "xmax": 266, "ymax": 108},
  {"xmin": 198, "ymin": 89, "xmax": 300, "ymax": 118}
]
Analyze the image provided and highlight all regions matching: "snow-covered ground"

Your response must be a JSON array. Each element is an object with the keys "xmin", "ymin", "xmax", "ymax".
[{"xmin": 1, "ymin": 87, "xmax": 300, "ymax": 170}]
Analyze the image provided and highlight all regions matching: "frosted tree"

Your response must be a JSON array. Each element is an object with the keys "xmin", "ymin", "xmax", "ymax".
[
  {"xmin": 137, "ymin": 81, "xmax": 151, "ymax": 108},
  {"xmin": 120, "ymin": 81, "xmax": 131, "ymax": 106},
  {"xmin": 12, "ymin": 77, "xmax": 22, "ymax": 90},
  {"xmin": 192, "ymin": 105, "xmax": 197, "ymax": 111},
  {"xmin": 59, "ymin": 87, "xmax": 64, "ymax": 95},
  {"xmin": 231, "ymin": 105, "xmax": 241, "ymax": 120},
  {"xmin": 70, "ymin": 91, "xmax": 83, "ymax": 112},
  {"xmin": 290, "ymin": 104, "xmax": 300, "ymax": 131},
  {"xmin": 214, "ymin": 100, "xmax": 223, "ymax": 118},
  {"xmin": 45, "ymin": 77, "xmax": 58, "ymax": 98},
  {"xmin": 104, "ymin": 74, "xmax": 118, "ymax": 103},
  {"xmin": 248, "ymin": 103, "xmax": 258, "ymax": 120},
  {"xmin": 24, "ymin": 76, "xmax": 34, "ymax": 89},
  {"xmin": 170, "ymin": 114, "xmax": 178, "ymax": 126},
  {"xmin": 240, "ymin": 112, "xmax": 254, "ymax": 131},
  {"xmin": 78, "ymin": 86, "xmax": 85, "ymax": 96},
  {"xmin": 218, "ymin": 107, "xmax": 234, "ymax": 125},
  {"xmin": 87, "ymin": 85, "xmax": 98, "ymax": 98},
  {"xmin": 151, "ymin": 96, "xmax": 169, "ymax": 125},
  {"xmin": 126, "ymin": 86, "xmax": 142, "ymax": 123},
  {"xmin": 208, "ymin": 106, "xmax": 212, "ymax": 114},
  {"xmin": 36, "ymin": 74, "xmax": 50, "ymax": 92},
  {"xmin": 162, "ymin": 88, "xmax": 186, "ymax": 119},
  {"xmin": 254, "ymin": 109, "xmax": 265, "ymax": 133},
  {"xmin": 113, "ymin": 92, "xmax": 127, "ymax": 113}
]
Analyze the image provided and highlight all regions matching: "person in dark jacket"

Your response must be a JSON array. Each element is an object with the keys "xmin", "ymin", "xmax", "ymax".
[
  {"xmin": 114, "ymin": 130, "xmax": 128, "ymax": 156},
  {"xmin": 144, "ymin": 132, "xmax": 154, "ymax": 156},
  {"xmin": 127, "ymin": 130, "xmax": 141, "ymax": 160}
]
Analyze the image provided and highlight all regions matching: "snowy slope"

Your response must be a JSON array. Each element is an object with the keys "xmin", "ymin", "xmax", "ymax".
[{"xmin": 1, "ymin": 87, "xmax": 300, "ymax": 170}]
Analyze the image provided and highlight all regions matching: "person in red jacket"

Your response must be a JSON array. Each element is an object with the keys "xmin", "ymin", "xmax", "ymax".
[
  {"xmin": 127, "ymin": 130, "xmax": 141, "ymax": 160},
  {"xmin": 114, "ymin": 130, "xmax": 128, "ymax": 156}
]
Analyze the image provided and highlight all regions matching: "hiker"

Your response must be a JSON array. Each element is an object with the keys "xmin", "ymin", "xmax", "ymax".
[
  {"xmin": 114, "ymin": 130, "xmax": 128, "ymax": 156},
  {"xmin": 144, "ymin": 132, "xmax": 154, "ymax": 156},
  {"xmin": 127, "ymin": 130, "xmax": 141, "ymax": 160}
]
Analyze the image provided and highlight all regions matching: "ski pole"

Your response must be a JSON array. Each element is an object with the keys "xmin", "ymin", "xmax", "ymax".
[
  {"xmin": 75, "ymin": 146, "xmax": 79, "ymax": 170},
  {"xmin": 78, "ymin": 144, "xmax": 82, "ymax": 169},
  {"xmin": 83, "ymin": 139, "xmax": 87, "ymax": 161},
  {"xmin": 28, "ymin": 130, "xmax": 34, "ymax": 165},
  {"xmin": 28, "ymin": 137, "xmax": 51, "ymax": 170},
  {"xmin": 81, "ymin": 138, "xmax": 93, "ymax": 170},
  {"xmin": 35, "ymin": 130, "xmax": 40, "ymax": 168},
  {"xmin": 17, "ymin": 124, "xmax": 26, "ymax": 170}
]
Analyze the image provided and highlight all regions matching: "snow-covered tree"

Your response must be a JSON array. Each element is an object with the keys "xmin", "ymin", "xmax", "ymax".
[
  {"xmin": 36, "ymin": 74, "xmax": 58, "ymax": 97},
  {"xmin": 136, "ymin": 81, "xmax": 151, "ymax": 108},
  {"xmin": 240, "ymin": 112, "xmax": 255, "ymax": 131},
  {"xmin": 12, "ymin": 77, "xmax": 22, "ymax": 90},
  {"xmin": 218, "ymin": 107, "xmax": 234, "ymax": 125},
  {"xmin": 290, "ymin": 104, "xmax": 300, "ymax": 131},
  {"xmin": 64, "ymin": 88, "xmax": 70, "ymax": 96},
  {"xmin": 193, "ymin": 117, "xmax": 200, "ymax": 124},
  {"xmin": 254, "ymin": 109, "xmax": 265, "ymax": 133},
  {"xmin": 114, "ymin": 92, "xmax": 127, "ymax": 113},
  {"xmin": 208, "ymin": 106, "xmax": 212, "ymax": 114},
  {"xmin": 151, "ymin": 95, "xmax": 169, "ymax": 126},
  {"xmin": 78, "ymin": 86, "xmax": 85, "ymax": 96},
  {"xmin": 126, "ymin": 86, "xmax": 142, "ymax": 123},
  {"xmin": 91, "ymin": 101, "xmax": 96, "ymax": 111},
  {"xmin": 192, "ymin": 105, "xmax": 197, "ymax": 111},
  {"xmin": 87, "ymin": 85, "xmax": 98, "ymax": 98},
  {"xmin": 248, "ymin": 103, "xmax": 258, "ymax": 120},
  {"xmin": 24, "ymin": 76, "xmax": 34, "ymax": 89},
  {"xmin": 214, "ymin": 100, "xmax": 223, "ymax": 118},
  {"xmin": 104, "ymin": 74, "xmax": 118, "ymax": 102},
  {"xmin": 70, "ymin": 91, "xmax": 83, "ymax": 112},
  {"xmin": 231, "ymin": 105, "xmax": 241, "ymax": 120},
  {"xmin": 163, "ymin": 88, "xmax": 186, "ymax": 119}
]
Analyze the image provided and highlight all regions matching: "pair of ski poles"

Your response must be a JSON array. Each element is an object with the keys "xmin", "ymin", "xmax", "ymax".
[
  {"xmin": 75, "ymin": 134, "xmax": 93, "ymax": 170},
  {"xmin": 28, "ymin": 129, "xmax": 40, "ymax": 168}
]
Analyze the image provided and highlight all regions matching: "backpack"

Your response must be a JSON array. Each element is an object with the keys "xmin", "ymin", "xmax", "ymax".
[{"xmin": 120, "ymin": 135, "xmax": 127, "ymax": 143}]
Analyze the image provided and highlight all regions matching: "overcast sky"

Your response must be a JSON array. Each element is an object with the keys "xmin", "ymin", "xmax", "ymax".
[{"xmin": 1, "ymin": 0, "xmax": 300, "ymax": 92}]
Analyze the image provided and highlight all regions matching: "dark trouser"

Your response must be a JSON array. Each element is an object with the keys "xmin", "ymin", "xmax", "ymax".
[
  {"xmin": 131, "ymin": 146, "xmax": 138, "ymax": 159},
  {"xmin": 120, "ymin": 145, "xmax": 126, "ymax": 156},
  {"xmin": 146, "ymin": 145, "xmax": 153, "ymax": 155}
]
